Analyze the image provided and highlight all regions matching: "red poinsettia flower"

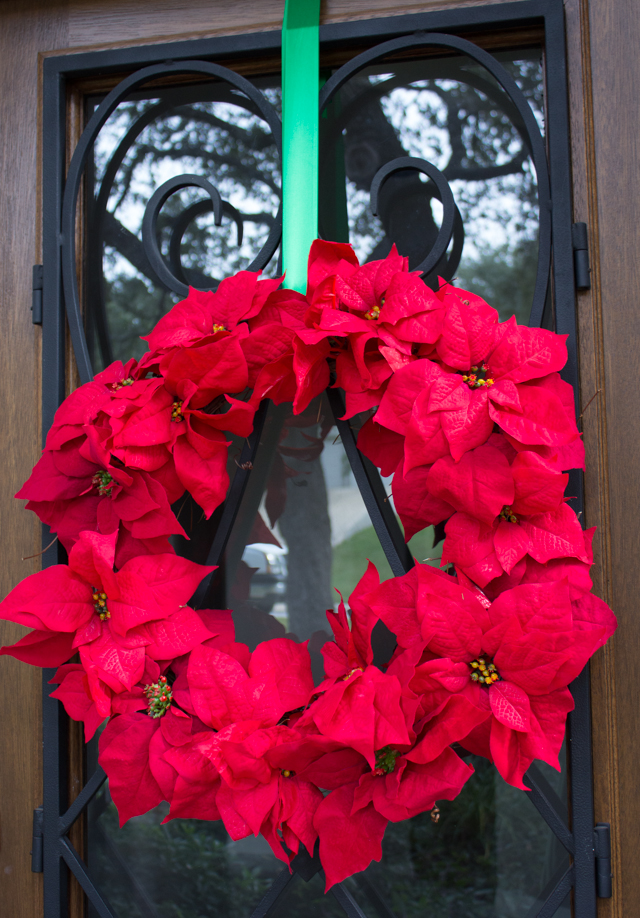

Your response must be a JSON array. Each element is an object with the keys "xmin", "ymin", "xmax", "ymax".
[
  {"xmin": 104, "ymin": 374, "xmax": 245, "ymax": 519},
  {"xmin": 311, "ymin": 723, "xmax": 473, "ymax": 888},
  {"xmin": 359, "ymin": 561, "xmax": 616, "ymax": 788},
  {"xmin": 50, "ymin": 609, "xmax": 234, "ymax": 742},
  {"xmin": 40, "ymin": 359, "xmax": 142, "ymax": 455},
  {"xmin": 375, "ymin": 296, "xmax": 580, "ymax": 463},
  {"xmin": 0, "ymin": 530, "xmax": 214, "ymax": 708},
  {"xmin": 293, "ymin": 241, "xmax": 446, "ymax": 418},
  {"xmin": 307, "ymin": 645, "xmax": 474, "ymax": 889},
  {"xmin": 208, "ymin": 723, "xmax": 325, "ymax": 860},
  {"xmin": 100, "ymin": 698, "xmax": 214, "ymax": 825},
  {"xmin": 432, "ymin": 441, "xmax": 586, "ymax": 585},
  {"xmin": 150, "ymin": 636, "xmax": 319, "ymax": 854},
  {"xmin": 141, "ymin": 272, "xmax": 283, "ymax": 356},
  {"xmin": 186, "ymin": 637, "xmax": 316, "ymax": 730},
  {"xmin": 17, "ymin": 436, "xmax": 186, "ymax": 566},
  {"xmin": 51, "ymin": 656, "xmax": 157, "ymax": 742},
  {"xmin": 96, "ymin": 611, "xmax": 235, "ymax": 824}
]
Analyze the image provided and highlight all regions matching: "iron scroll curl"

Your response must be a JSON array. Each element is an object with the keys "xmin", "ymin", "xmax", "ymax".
[
  {"xmin": 369, "ymin": 156, "xmax": 464, "ymax": 279},
  {"xmin": 142, "ymin": 175, "xmax": 225, "ymax": 299},
  {"xmin": 60, "ymin": 59, "xmax": 283, "ymax": 386}
]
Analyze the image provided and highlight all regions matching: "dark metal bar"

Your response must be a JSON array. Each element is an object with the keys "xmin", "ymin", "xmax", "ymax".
[
  {"xmin": 331, "ymin": 882, "xmax": 370, "ymax": 918},
  {"xmin": 31, "ymin": 806, "xmax": 44, "ymax": 873},
  {"xmin": 526, "ymin": 865, "xmax": 574, "ymax": 918},
  {"xmin": 594, "ymin": 823, "xmax": 612, "ymax": 898},
  {"xmin": 59, "ymin": 837, "xmax": 119, "ymax": 918},
  {"xmin": 369, "ymin": 156, "xmax": 457, "ymax": 277},
  {"xmin": 326, "ymin": 389, "xmax": 413, "ymax": 578},
  {"xmin": 59, "ymin": 767, "xmax": 107, "ymax": 837},
  {"xmin": 42, "ymin": 671, "xmax": 68, "ymax": 917},
  {"xmin": 569, "ymin": 664, "xmax": 597, "ymax": 917},
  {"xmin": 248, "ymin": 866, "xmax": 296, "ymax": 918},
  {"xmin": 41, "ymin": 44, "xmax": 70, "ymax": 918},
  {"xmin": 523, "ymin": 764, "xmax": 574, "ymax": 856}
]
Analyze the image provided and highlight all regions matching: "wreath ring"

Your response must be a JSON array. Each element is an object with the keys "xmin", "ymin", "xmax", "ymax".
[{"xmin": 0, "ymin": 239, "xmax": 615, "ymax": 888}]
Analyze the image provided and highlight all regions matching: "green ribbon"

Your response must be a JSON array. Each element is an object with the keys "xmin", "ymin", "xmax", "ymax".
[{"xmin": 281, "ymin": 0, "xmax": 321, "ymax": 293}]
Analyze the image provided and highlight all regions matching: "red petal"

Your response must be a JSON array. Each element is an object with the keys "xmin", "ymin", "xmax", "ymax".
[
  {"xmin": 489, "ymin": 322, "xmax": 568, "ymax": 384},
  {"xmin": 493, "ymin": 520, "xmax": 532, "ymax": 573},
  {"xmin": 357, "ymin": 417, "xmax": 405, "ymax": 477},
  {"xmin": 172, "ymin": 432, "xmax": 229, "ymax": 519},
  {"xmin": 436, "ymin": 293, "xmax": 498, "ymax": 369},
  {"xmin": 392, "ymin": 462, "xmax": 454, "ymax": 541},
  {"xmin": 99, "ymin": 714, "xmax": 163, "ymax": 824},
  {"xmin": 489, "ymin": 681, "xmax": 531, "ymax": 731},
  {"xmin": 427, "ymin": 445, "xmax": 514, "ymax": 525},
  {"xmin": 1, "ymin": 629, "xmax": 76, "ymax": 667},
  {"xmin": 314, "ymin": 784, "xmax": 387, "ymax": 890},
  {"xmin": 376, "ymin": 361, "xmax": 443, "ymax": 435},
  {"xmin": 520, "ymin": 504, "xmax": 590, "ymax": 564}
]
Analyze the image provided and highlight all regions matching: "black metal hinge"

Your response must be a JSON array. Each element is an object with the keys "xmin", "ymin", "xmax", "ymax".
[
  {"xmin": 31, "ymin": 805, "xmax": 44, "ymax": 873},
  {"xmin": 32, "ymin": 264, "xmax": 43, "ymax": 325},
  {"xmin": 594, "ymin": 822, "xmax": 612, "ymax": 898},
  {"xmin": 572, "ymin": 222, "xmax": 591, "ymax": 291}
]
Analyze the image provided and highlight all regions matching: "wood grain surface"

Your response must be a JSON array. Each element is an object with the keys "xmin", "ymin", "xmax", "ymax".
[
  {"xmin": 0, "ymin": 0, "xmax": 637, "ymax": 915},
  {"xmin": 0, "ymin": 2, "xmax": 68, "ymax": 916},
  {"xmin": 581, "ymin": 0, "xmax": 640, "ymax": 913},
  {"xmin": 564, "ymin": 0, "xmax": 620, "ymax": 914},
  {"xmin": 62, "ymin": 0, "xmax": 518, "ymax": 51}
]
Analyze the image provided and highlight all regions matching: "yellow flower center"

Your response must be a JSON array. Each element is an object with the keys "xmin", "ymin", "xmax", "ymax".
[
  {"xmin": 469, "ymin": 657, "xmax": 501, "ymax": 685},
  {"xmin": 499, "ymin": 505, "xmax": 518, "ymax": 524},
  {"xmin": 461, "ymin": 363, "xmax": 494, "ymax": 389},
  {"xmin": 281, "ymin": 769, "xmax": 296, "ymax": 778},
  {"xmin": 91, "ymin": 587, "xmax": 111, "ymax": 621},
  {"xmin": 212, "ymin": 323, "xmax": 226, "ymax": 334},
  {"xmin": 171, "ymin": 400, "xmax": 184, "ymax": 422},
  {"xmin": 343, "ymin": 667, "xmax": 363, "ymax": 681},
  {"xmin": 364, "ymin": 304, "xmax": 381, "ymax": 320},
  {"xmin": 110, "ymin": 377, "xmax": 134, "ymax": 391}
]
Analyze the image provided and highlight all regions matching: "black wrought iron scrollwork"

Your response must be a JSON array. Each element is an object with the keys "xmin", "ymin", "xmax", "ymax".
[
  {"xmin": 142, "ymin": 174, "xmax": 224, "ymax": 298},
  {"xmin": 320, "ymin": 30, "xmax": 551, "ymax": 323},
  {"xmin": 168, "ymin": 198, "xmax": 244, "ymax": 288},
  {"xmin": 42, "ymin": 10, "xmax": 592, "ymax": 918},
  {"xmin": 61, "ymin": 59, "xmax": 283, "ymax": 385},
  {"xmin": 369, "ymin": 156, "xmax": 463, "ymax": 279}
]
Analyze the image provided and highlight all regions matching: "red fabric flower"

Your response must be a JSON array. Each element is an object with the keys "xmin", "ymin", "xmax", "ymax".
[
  {"xmin": 375, "ymin": 298, "xmax": 580, "ymax": 463},
  {"xmin": 360, "ymin": 562, "xmax": 616, "ymax": 787},
  {"xmin": 141, "ymin": 273, "xmax": 283, "ymax": 355},
  {"xmin": 0, "ymin": 531, "xmax": 214, "ymax": 709},
  {"xmin": 295, "ymin": 241, "xmax": 446, "ymax": 418},
  {"xmin": 187, "ymin": 637, "xmax": 315, "ymax": 730},
  {"xmin": 103, "ymin": 374, "xmax": 237, "ymax": 519},
  {"xmin": 100, "ymin": 702, "xmax": 213, "ymax": 825},
  {"xmin": 17, "ymin": 439, "xmax": 186, "ymax": 566}
]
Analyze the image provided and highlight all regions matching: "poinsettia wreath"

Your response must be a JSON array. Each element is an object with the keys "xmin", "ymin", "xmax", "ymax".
[{"xmin": 1, "ymin": 240, "xmax": 616, "ymax": 888}]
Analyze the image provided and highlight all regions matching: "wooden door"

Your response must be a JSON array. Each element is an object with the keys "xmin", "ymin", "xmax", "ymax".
[{"xmin": 0, "ymin": 1, "xmax": 638, "ymax": 916}]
